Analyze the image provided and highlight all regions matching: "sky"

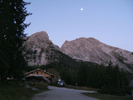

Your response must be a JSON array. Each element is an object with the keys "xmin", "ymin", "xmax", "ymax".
[{"xmin": 24, "ymin": 0, "xmax": 133, "ymax": 52}]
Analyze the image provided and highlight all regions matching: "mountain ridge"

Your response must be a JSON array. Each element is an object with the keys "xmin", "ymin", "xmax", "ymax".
[
  {"xmin": 60, "ymin": 37, "xmax": 133, "ymax": 72},
  {"xmin": 24, "ymin": 31, "xmax": 133, "ymax": 72},
  {"xmin": 24, "ymin": 31, "xmax": 85, "ymax": 68}
]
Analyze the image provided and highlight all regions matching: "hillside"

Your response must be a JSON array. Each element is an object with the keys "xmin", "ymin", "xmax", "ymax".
[
  {"xmin": 23, "ymin": 31, "xmax": 133, "ymax": 72},
  {"xmin": 60, "ymin": 37, "xmax": 133, "ymax": 72},
  {"xmin": 23, "ymin": 31, "xmax": 89, "ymax": 68}
]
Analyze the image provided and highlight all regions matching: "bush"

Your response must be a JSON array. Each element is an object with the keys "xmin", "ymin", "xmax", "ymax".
[
  {"xmin": 97, "ymin": 88, "xmax": 131, "ymax": 96},
  {"xmin": 25, "ymin": 82, "xmax": 48, "ymax": 91},
  {"xmin": 0, "ymin": 81, "xmax": 40, "ymax": 100}
]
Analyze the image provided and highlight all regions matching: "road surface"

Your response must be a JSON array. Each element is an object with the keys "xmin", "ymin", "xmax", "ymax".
[{"xmin": 31, "ymin": 86, "xmax": 99, "ymax": 100}]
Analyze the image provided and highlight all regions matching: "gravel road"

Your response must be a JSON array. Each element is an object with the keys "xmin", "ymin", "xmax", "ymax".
[{"xmin": 31, "ymin": 86, "xmax": 99, "ymax": 100}]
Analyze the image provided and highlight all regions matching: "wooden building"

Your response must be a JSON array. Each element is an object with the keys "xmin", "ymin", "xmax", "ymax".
[{"xmin": 25, "ymin": 68, "xmax": 54, "ymax": 83}]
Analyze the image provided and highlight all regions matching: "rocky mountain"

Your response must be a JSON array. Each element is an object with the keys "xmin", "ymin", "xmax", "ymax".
[
  {"xmin": 23, "ymin": 31, "xmax": 58, "ymax": 66},
  {"xmin": 24, "ymin": 31, "xmax": 133, "ymax": 72},
  {"xmin": 23, "ymin": 31, "xmax": 83, "ymax": 68},
  {"xmin": 60, "ymin": 37, "xmax": 133, "ymax": 72}
]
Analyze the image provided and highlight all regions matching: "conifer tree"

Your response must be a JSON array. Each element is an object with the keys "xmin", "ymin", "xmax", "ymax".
[
  {"xmin": 86, "ymin": 65, "xmax": 92, "ymax": 87},
  {"xmin": 91, "ymin": 65, "xmax": 99, "ymax": 88},
  {"xmin": 105, "ymin": 61, "xmax": 114, "ymax": 89},
  {"xmin": 0, "ymin": 0, "xmax": 31, "ymax": 81},
  {"xmin": 77, "ymin": 62, "xmax": 87, "ymax": 86},
  {"xmin": 97, "ymin": 64, "xmax": 106, "ymax": 89},
  {"xmin": 113, "ymin": 65, "xmax": 120, "ymax": 88}
]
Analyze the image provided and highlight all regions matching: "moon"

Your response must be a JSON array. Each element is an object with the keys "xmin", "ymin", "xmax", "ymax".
[{"xmin": 81, "ymin": 8, "xmax": 83, "ymax": 11}]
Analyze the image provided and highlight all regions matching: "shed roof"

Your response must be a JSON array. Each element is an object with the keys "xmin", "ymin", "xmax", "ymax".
[{"xmin": 25, "ymin": 68, "xmax": 54, "ymax": 77}]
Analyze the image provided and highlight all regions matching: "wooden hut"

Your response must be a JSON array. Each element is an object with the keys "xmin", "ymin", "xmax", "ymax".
[{"xmin": 25, "ymin": 68, "xmax": 54, "ymax": 83}]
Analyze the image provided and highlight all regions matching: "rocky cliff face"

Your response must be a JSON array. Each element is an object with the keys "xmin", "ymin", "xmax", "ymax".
[
  {"xmin": 24, "ymin": 31, "xmax": 60, "ymax": 66},
  {"xmin": 24, "ymin": 32, "xmax": 133, "ymax": 72},
  {"xmin": 60, "ymin": 37, "xmax": 133, "ymax": 72}
]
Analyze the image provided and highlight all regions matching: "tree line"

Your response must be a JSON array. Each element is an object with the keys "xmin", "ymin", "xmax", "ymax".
[
  {"xmin": 59, "ymin": 61, "xmax": 129, "ymax": 90},
  {"xmin": 77, "ymin": 62, "xmax": 129, "ymax": 89},
  {"xmin": 26, "ymin": 61, "xmax": 129, "ymax": 90},
  {"xmin": 37, "ymin": 61, "xmax": 129, "ymax": 90}
]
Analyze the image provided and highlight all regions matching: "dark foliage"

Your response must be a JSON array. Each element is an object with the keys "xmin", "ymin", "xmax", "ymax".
[
  {"xmin": 27, "ymin": 58, "xmax": 129, "ymax": 90},
  {"xmin": 77, "ymin": 62, "xmax": 129, "ymax": 91},
  {"xmin": 0, "ymin": 0, "xmax": 31, "ymax": 81}
]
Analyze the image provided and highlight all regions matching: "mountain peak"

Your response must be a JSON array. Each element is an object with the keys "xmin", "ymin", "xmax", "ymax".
[
  {"xmin": 60, "ymin": 37, "xmax": 133, "ymax": 72},
  {"xmin": 88, "ymin": 37, "xmax": 99, "ymax": 40},
  {"xmin": 24, "ymin": 31, "xmax": 57, "ymax": 66},
  {"xmin": 30, "ymin": 31, "xmax": 49, "ymax": 40}
]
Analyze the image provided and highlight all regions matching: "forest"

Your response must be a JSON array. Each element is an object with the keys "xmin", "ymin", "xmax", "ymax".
[{"xmin": 27, "ymin": 61, "xmax": 130, "ymax": 91}]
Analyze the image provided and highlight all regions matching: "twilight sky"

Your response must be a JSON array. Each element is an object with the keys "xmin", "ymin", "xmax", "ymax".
[{"xmin": 24, "ymin": 0, "xmax": 133, "ymax": 52}]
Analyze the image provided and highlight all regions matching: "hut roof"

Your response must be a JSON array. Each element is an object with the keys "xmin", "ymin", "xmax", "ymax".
[{"xmin": 25, "ymin": 68, "xmax": 54, "ymax": 77}]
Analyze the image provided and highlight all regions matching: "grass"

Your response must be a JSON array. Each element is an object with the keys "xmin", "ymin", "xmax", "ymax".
[
  {"xmin": 83, "ymin": 93, "xmax": 133, "ymax": 100},
  {"xmin": 0, "ymin": 81, "xmax": 48, "ymax": 100},
  {"xmin": 24, "ymin": 81, "xmax": 48, "ymax": 91},
  {"xmin": 65, "ymin": 85, "xmax": 97, "ymax": 91}
]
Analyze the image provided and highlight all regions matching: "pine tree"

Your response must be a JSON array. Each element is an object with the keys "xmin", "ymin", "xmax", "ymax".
[
  {"xmin": 77, "ymin": 62, "xmax": 87, "ymax": 86},
  {"xmin": 113, "ymin": 65, "xmax": 120, "ymax": 88},
  {"xmin": 97, "ymin": 64, "xmax": 106, "ymax": 89},
  {"xmin": 105, "ymin": 61, "xmax": 114, "ymax": 89},
  {"xmin": 86, "ymin": 65, "xmax": 92, "ymax": 87},
  {"xmin": 60, "ymin": 68, "xmax": 72, "ymax": 85},
  {"xmin": 0, "ymin": 0, "xmax": 31, "ymax": 81},
  {"xmin": 119, "ymin": 69, "xmax": 129, "ymax": 88}
]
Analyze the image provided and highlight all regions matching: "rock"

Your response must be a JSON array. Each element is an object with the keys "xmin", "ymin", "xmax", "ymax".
[
  {"xmin": 23, "ymin": 31, "xmax": 60, "ymax": 66},
  {"xmin": 60, "ymin": 37, "xmax": 133, "ymax": 72},
  {"xmin": 23, "ymin": 31, "xmax": 133, "ymax": 72}
]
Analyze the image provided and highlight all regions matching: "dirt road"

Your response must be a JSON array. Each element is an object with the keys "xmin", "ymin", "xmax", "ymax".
[{"xmin": 31, "ymin": 86, "xmax": 99, "ymax": 100}]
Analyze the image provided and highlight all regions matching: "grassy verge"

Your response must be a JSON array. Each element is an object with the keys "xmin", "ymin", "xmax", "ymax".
[
  {"xmin": 65, "ymin": 85, "xmax": 97, "ymax": 91},
  {"xmin": 0, "ymin": 81, "xmax": 48, "ymax": 100},
  {"xmin": 24, "ymin": 82, "xmax": 48, "ymax": 91},
  {"xmin": 83, "ymin": 93, "xmax": 133, "ymax": 100}
]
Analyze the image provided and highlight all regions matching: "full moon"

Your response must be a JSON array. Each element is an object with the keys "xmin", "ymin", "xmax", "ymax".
[{"xmin": 81, "ymin": 8, "xmax": 83, "ymax": 11}]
